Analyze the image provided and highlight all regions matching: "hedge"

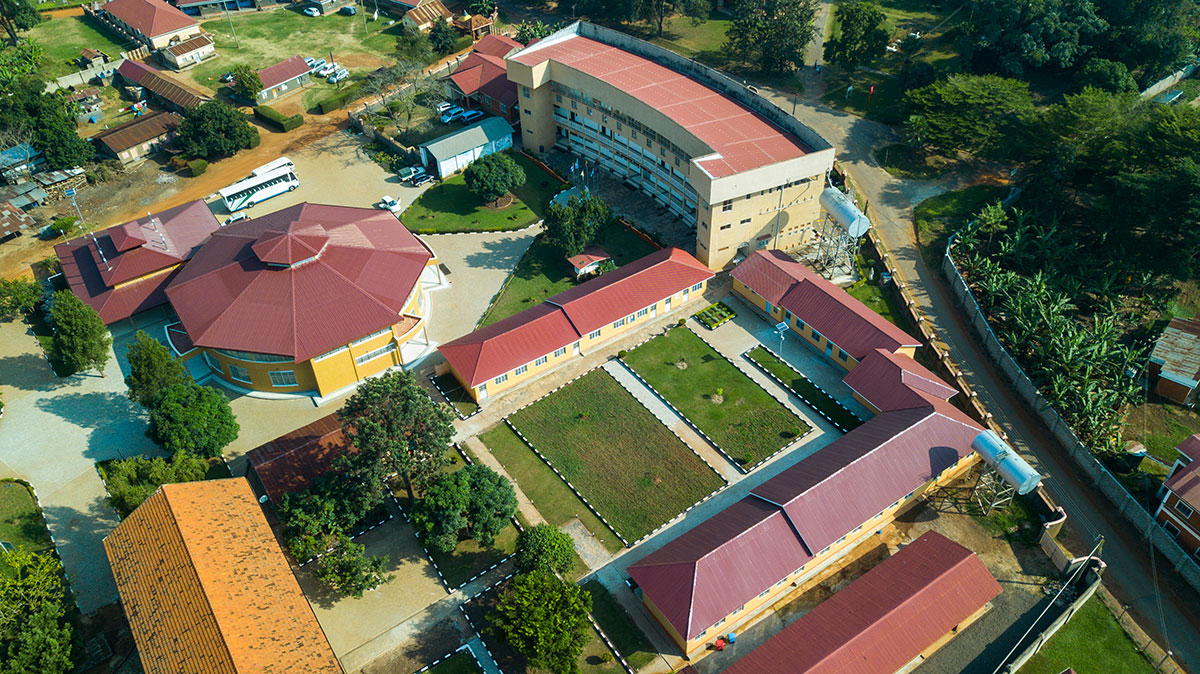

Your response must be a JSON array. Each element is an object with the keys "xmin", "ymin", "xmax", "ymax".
[
  {"xmin": 317, "ymin": 82, "xmax": 364, "ymax": 115},
  {"xmin": 254, "ymin": 105, "xmax": 304, "ymax": 132},
  {"xmin": 247, "ymin": 131, "xmax": 261, "ymax": 149},
  {"xmin": 188, "ymin": 159, "xmax": 207, "ymax": 176}
]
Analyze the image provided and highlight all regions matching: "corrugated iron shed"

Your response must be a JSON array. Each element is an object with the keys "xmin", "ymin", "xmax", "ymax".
[{"xmin": 246, "ymin": 413, "xmax": 355, "ymax": 504}]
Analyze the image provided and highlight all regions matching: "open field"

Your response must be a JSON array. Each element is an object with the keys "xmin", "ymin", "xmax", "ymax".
[
  {"xmin": 426, "ymin": 651, "xmax": 482, "ymax": 674},
  {"xmin": 1020, "ymin": 597, "xmax": 1156, "ymax": 674},
  {"xmin": 914, "ymin": 184, "xmax": 1009, "ymax": 264},
  {"xmin": 477, "ymin": 425, "xmax": 624, "ymax": 553},
  {"xmin": 402, "ymin": 153, "xmax": 560, "ymax": 234},
  {"xmin": 0, "ymin": 480, "xmax": 53, "ymax": 567},
  {"xmin": 26, "ymin": 14, "xmax": 132, "ymax": 80},
  {"xmin": 623, "ymin": 327, "xmax": 809, "ymax": 467},
  {"xmin": 746, "ymin": 346, "xmax": 863, "ymax": 431},
  {"xmin": 480, "ymin": 223, "xmax": 658, "ymax": 328},
  {"xmin": 582, "ymin": 580, "xmax": 656, "ymax": 670},
  {"xmin": 509, "ymin": 369, "xmax": 724, "ymax": 542}
]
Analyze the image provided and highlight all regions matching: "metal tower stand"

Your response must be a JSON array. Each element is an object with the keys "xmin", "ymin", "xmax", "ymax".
[{"xmin": 971, "ymin": 464, "xmax": 1018, "ymax": 516}]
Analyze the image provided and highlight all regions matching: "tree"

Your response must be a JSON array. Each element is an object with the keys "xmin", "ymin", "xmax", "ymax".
[
  {"xmin": 515, "ymin": 524, "xmax": 575, "ymax": 574},
  {"xmin": 0, "ymin": 0, "xmax": 39, "ymax": 48},
  {"xmin": 515, "ymin": 20, "xmax": 553, "ymax": 44},
  {"xmin": 338, "ymin": 369, "xmax": 455, "ymax": 500},
  {"xmin": 394, "ymin": 24, "xmax": 433, "ymax": 64},
  {"xmin": 0, "ymin": 549, "xmax": 75, "ymax": 674},
  {"xmin": 0, "ymin": 80, "xmax": 93, "ymax": 170},
  {"xmin": 725, "ymin": 0, "xmax": 819, "ymax": 74},
  {"xmin": 176, "ymin": 101, "xmax": 256, "ymax": 161},
  {"xmin": 903, "ymin": 74, "xmax": 1036, "ymax": 156},
  {"xmin": 148, "ymin": 381, "xmax": 239, "ymax": 457},
  {"xmin": 49, "ymin": 290, "xmax": 110, "ymax": 375},
  {"xmin": 48, "ymin": 216, "xmax": 77, "ymax": 238},
  {"xmin": 230, "ymin": 64, "xmax": 263, "ymax": 101},
  {"xmin": 0, "ymin": 278, "xmax": 40, "ymax": 318},
  {"xmin": 413, "ymin": 464, "xmax": 517, "ymax": 552},
  {"xmin": 823, "ymin": 0, "xmax": 889, "ymax": 71},
  {"xmin": 467, "ymin": 0, "xmax": 495, "ymax": 14},
  {"xmin": 429, "ymin": 17, "xmax": 456, "ymax": 56},
  {"xmin": 956, "ymin": 0, "xmax": 1107, "ymax": 76},
  {"xmin": 1075, "ymin": 58, "xmax": 1137, "ymax": 93},
  {"xmin": 102, "ymin": 451, "xmax": 208, "ymax": 516},
  {"xmin": 544, "ymin": 195, "xmax": 612, "ymax": 257},
  {"xmin": 0, "ymin": 38, "xmax": 42, "ymax": 87},
  {"xmin": 633, "ymin": 0, "xmax": 708, "ymax": 37},
  {"xmin": 315, "ymin": 535, "xmax": 392, "ymax": 599},
  {"xmin": 1, "ymin": 601, "xmax": 73, "ymax": 674},
  {"xmin": 488, "ymin": 571, "xmax": 592, "ymax": 674},
  {"xmin": 125, "ymin": 331, "xmax": 191, "ymax": 407},
  {"xmin": 464, "ymin": 153, "xmax": 526, "ymax": 207}
]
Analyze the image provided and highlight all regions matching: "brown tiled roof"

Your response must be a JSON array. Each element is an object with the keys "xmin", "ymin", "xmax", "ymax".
[
  {"xmin": 404, "ymin": 0, "xmax": 451, "ymax": 25},
  {"xmin": 257, "ymin": 55, "xmax": 310, "ymax": 90},
  {"xmin": 247, "ymin": 414, "xmax": 356, "ymax": 504},
  {"xmin": 721, "ymin": 532, "xmax": 1001, "ymax": 674},
  {"xmin": 165, "ymin": 32, "xmax": 213, "ymax": 57},
  {"xmin": 104, "ymin": 479, "xmax": 342, "ymax": 674},
  {"xmin": 448, "ymin": 51, "xmax": 517, "ymax": 107},
  {"xmin": 118, "ymin": 60, "xmax": 213, "ymax": 109},
  {"xmin": 91, "ymin": 110, "xmax": 181, "ymax": 154},
  {"xmin": 103, "ymin": 0, "xmax": 197, "ymax": 38}
]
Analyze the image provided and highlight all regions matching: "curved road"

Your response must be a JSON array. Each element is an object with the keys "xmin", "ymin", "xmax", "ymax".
[{"xmin": 756, "ymin": 90, "xmax": 1200, "ymax": 672}]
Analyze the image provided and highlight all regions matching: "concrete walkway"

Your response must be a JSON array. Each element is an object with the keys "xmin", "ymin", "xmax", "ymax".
[
  {"xmin": 464, "ymin": 637, "xmax": 502, "ymax": 674},
  {"xmin": 461, "ymin": 437, "xmax": 545, "ymax": 527}
]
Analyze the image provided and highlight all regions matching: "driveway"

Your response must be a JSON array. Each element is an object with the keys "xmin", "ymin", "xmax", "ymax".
[{"xmin": 0, "ymin": 318, "xmax": 163, "ymax": 614}]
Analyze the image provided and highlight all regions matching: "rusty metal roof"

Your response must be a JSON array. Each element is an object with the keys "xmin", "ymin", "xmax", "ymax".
[
  {"xmin": 164, "ymin": 33, "xmax": 213, "ymax": 57},
  {"xmin": 117, "ymin": 60, "xmax": 212, "ymax": 109},
  {"xmin": 1177, "ymin": 434, "xmax": 1200, "ymax": 464},
  {"xmin": 721, "ymin": 532, "xmax": 1001, "ymax": 674},
  {"xmin": 91, "ymin": 110, "xmax": 181, "ymax": 154},
  {"xmin": 246, "ymin": 413, "xmax": 355, "ymax": 504},
  {"xmin": 1151, "ymin": 318, "xmax": 1200, "ymax": 382}
]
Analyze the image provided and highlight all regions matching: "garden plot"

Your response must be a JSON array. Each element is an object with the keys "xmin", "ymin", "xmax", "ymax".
[{"xmin": 745, "ymin": 346, "xmax": 864, "ymax": 432}]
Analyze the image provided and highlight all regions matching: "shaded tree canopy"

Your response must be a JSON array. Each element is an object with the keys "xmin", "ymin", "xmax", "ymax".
[
  {"xmin": 230, "ymin": 64, "xmax": 263, "ymax": 101},
  {"xmin": 488, "ymin": 571, "xmax": 592, "ymax": 674},
  {"xmin": 176, "ymin": 101, "xmax": 256, "ymax": 160},
  {"xmin": 124, "ymin": 330, "xmax": 191, "ymax": 407},
  {"xmin": 515, "ymin": 523, "xmax": 575, "ymax": 574},
  {"xmin": 725, "ymin": 0, "xmax": 819, "ymax": 73},
  {"xmin": 822, "ymin": 0, "xmax": 889, "ymax": 71},
  {"xmin": 49, "ymin": 290, "xmax": 110, "ymax": 375},
  {"xmin": 544, "ymin": 194, "xmax": 613, "ymax": 257},
  {"xmin": 956, "ymin": 0, "xmax": 1108, "ymax": 76},
  {"xmin": 903, "ymin": 74, "xmax": 1036, "ymax": 156},
  {"xmin": 148, "ymin": 381, "xmax": 240, "ymax": 457},
  {"xmin": 464, "ymin": 152, "xmax": 526, "ymax": 205}
]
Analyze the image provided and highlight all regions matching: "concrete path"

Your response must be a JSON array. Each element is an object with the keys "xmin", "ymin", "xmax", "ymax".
[
  {"xmin": 0, "ymin": 318, "xmax": 164, "ymax": 614},
  {"xmin": 465, "ymin": 637, "xmax": 502, "ymax": 674},
  {"xmin": 601, "ymin": 359, "xmax": 742, "ymax": 482},
  {"xmin": 461, "ymin": 436, "xmax": 545, "ymax": 527},
  {"xmin": 562, "ymin": 518, "xmax": 610, "ymax": 571}
]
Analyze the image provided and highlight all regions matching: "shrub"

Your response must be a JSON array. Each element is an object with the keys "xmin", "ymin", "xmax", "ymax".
[
  {"xmin": 170, "ymin": 155, "xmax": 189, "ymax": 171},
  {"xmin": 254, "ymin": 105, "xmax": 304, "ymax": 132},
  {"xmin": 317, "ymin": 82, "xmax": 364, "ymax": 114},
  {"xmin": 103, "ymin": 451, "xmax": 207, "ymax": 516},
  {"xmin": 187, "ymin": 159, "xmax": 207, "ymax": 176},
  {"xmin": 515, "ymin": 523, "xmax": 575, "ymax": 574},
  {"xmin": 601, "ymin": 652, "xmax": 614, "ymax": 664},
  {"xmin": 617, "ymin": 350, "xmax": 627, "ymax": 358},
  {"xmin": 677, "ymin": 318, "xmax": 686, "ymax": 326},
  {"xmin": 247, "ymin": 131, "xmax": 261, "ymax": 149}
]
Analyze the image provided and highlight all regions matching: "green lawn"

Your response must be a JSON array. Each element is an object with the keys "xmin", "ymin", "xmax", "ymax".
[
  {"xmin": 623, "ymin": 327, "xmax": 810, "ymax": 468},
  {"xmin": 915, "ymin": 184, "xmax": 1009, "ymax": 265},
  {"xmin": 426, "ymin": 521, "xmax": 518, "ymax": 589},
  {"xmin": 872, "ymin": 143, "xmax": 947, "ymax": 180},
  {"xmin": 845, "ymin": 251, "xmax": 910, "ymax": 329},
  {"xmin": 426, "ymin": 650, "xmax": 482, "ymax": 674},
  {"xmin": 402, "ymin": 153, "xmax": 561, "ymax": 234},
  {"xmin": 582, "ymin": 580, "xmax": 657, "ymax": 670},
  {"xmin": 1021, "ymin": 597, "xmax": 1156, "ymax": 674},
  {"xmin": 479, "ymin": 223, "xmax": 658, "ymax": 328},
  {"xmin": 432, "ymin": 373, "xmax": 479, "ymax": 418},
  {"xmin": 476, "ymin": 425, "xmax": 625, "ymax": 553},
  {"xmin": 579, "ymin": 626, "xmax": 624, "ymax": 674},
  {"xmin": 746, "ymin": 346, "xmax": 863, "ymax": 431},
  {"xmin": 509, "ymin": 370, "xmax": 724, "ymax": 543},
  {"xmin": 1123, "ymin": 399, "xmax": 1200, "ymax": 466},
  {"xmin": 0, "ymin": 481, "xmax": 53, "ymax": 567},
  {"xmin": 26, "ymin": 15, "xmax": 132, "ymax": 81}
]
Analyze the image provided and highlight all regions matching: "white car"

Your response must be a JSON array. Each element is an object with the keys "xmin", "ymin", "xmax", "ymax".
[
  {"xmin": 302, "ymin": 6, "xmax": 320, "ymax": 16},
  {"xmin": 434, "ymin": 101, "xmax": 454, "ymax": 113},
  {"xmin": 304, "ymin": 56, "xmax": 315, "ymax": 67},
  {"xmin": 328, "ymin": 68, "xmax": 349, "ymax": 84},
  {"xmin": 317, "ymin": 62, "xmax": 339, "ymax": 77},
  {"xmin": 308, "ymin": 58, "xmax": 326, "ymax": 73},
  {"xmin": 224, "ymin": 213, "xmax": 249, "ymax": 226},
  {"xmin": 377, "ymin": 196, "xmax": 402, "ymax": 213}
]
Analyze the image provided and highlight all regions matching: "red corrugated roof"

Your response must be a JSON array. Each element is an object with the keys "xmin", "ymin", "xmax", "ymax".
[
  {"xmin": 439, "ymin": 247, "xmax": 712, "ymax": 387},
  {"xmin": 449, "ymin": 52, "xmax": 517, "ymax": 107},
  {"xmin": 473, "ymin": 33, "xmax": 523, "ymax": 58},
  {"xmin": 257, "ymin": 56, "xmax": 310, "ymax": 91},
  {"xmin": 166, "ymin": 203, "xmax": 433, "ymax": 361},
  {"xmin": 246, "ymin": 414, "xmax": 355, "ymax": 504},
  {"xmin": 103, "ymin": 0, "xmax": 197, "ymax": 38},
  {"xmin": 731, "ymin": 250, "xmax": 920, "ymax": 359},
  {"xmin": 721, "ymin": 532, "xmax": 1001, "ymax": 674},
  {"xmin": 510, "ymin": 35, "xmax": 810, "ymax": 179},
  {"xmin": 843, "ymin": 348, "xmax": 958, "ymax": 412},
  {"xmin": 1166, "ymin": 460, "xmax": 1200, "ymax": 508},
  {"xmin": 54, "ymin": 199, "xmax": 220, "ymax": 324},
  {"xmin": 567, "ymin": 245, "xmax": 610, "ymax": 270}
]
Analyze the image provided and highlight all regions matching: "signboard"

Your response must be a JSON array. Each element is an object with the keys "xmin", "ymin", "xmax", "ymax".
[
  {"xmin": 64, "ymin": 188, "xmax": 76, "ymax": 198},
  {"xmin": 775, "ymin": 322, "xmax": 789, "ymax": 333}
]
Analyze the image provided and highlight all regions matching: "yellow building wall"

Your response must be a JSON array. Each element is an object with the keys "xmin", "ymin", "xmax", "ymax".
[
  {"xmin": 696, "ymin": 179, "xmax": 824, "ymax": 270},
  {"xmin": 202, "ymin": 349, "xmax": 319, "ymax": 393},
  {"xmin": 732, "ymin": 279, "xmax": 859, "ymax": 372}
]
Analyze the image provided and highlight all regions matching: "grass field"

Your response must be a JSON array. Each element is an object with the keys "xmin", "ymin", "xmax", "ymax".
[
  {"xmin": 582, "ymin": 580, "xmax": 656, "ymax": 670},
  {"xmin": 623, "ymin": 327, "xmax": 809, "ymax": 467},
  {"xmin": 432, "ymin": 373, "xmax": 479, "ymax": 418},
  {"xmin": 914, "ymin": 184, "xmax": 1009, "ymax": 264},
  {"xmin": 509, "ymin": 370, "xmax": 723, "ymax": 542},
  {"xmin": 0, "ymin": 481, "xmax": 53, "ymax": 569},
  {"xmin": 403, "ymin": 153, "xmax": 561, "ymax": 233},
  {"xmin": 1021, "ymin": 597, "xmax": 1155, "ymax": 674},
  {"xmin": 26, "ymin": 15, "xmax": 132, "ymax": 80},
  {"xmin": 477, "ymin": 424, "xmax": 625, "ymax": 553},
  {"xmin": 480, "ymin": 223, "xmax": 658, "ymax": 328},
  {"xmin": 845, "ymin": 251, "xmax": 911, "ymax": 330},
  {"xmin": 425, "ymin": 651, "xmax": 482, "ymax": 674},
  {"xmin": 746, "ymin": 346, "xmax": 863, "ymax": 431}
]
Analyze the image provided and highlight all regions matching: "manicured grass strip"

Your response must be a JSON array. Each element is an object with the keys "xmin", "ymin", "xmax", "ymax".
[
  {"xmin": 623, "ymin": 328, "xmax": 810, "ymax": 467},
  {"xmin": 745, "ymin": 346, "xmax": 864, "ymax": 431},
  {"xmin": 582, "ymin": 580, "xmax": 657, "ymax": 670},
  {"xmin": 0, "ymin": 481, "xmax": 53, "ymax": 566},
  {"xmin": 509, "ymin": 370, "xmax": 725, "ymax": 542},
  {"xmin": 425, "ymin": 523, "xmax": 517, "ymax": 590},
  {"xmin": 432, "ymin": 373, "xmax": 479, "ymax": 418},
  {"xmin": 1020, "ymin": 597, "xmax": 1155, "ymax": 674},
  {"xmin": 477, "ymin": 425, "xmax": 624, "ymax": 553},
  {"xmin": 426, "ymin": 650, "xmax": 482, "ymax": 674},
  {"xmin": 403, "ymin": 153, "xmax": 563, "ymax": 234},
  {"xmin": 693, "ymin": 301, "xmax": 737, "ymax": 330}
]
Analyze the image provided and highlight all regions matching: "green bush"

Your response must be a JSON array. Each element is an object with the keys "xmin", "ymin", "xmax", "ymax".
[
  {"xmin": 187, "ymin": 159, "xmax": 207, "ymax": 176},
  {"xmin": 317, "ymin": 82, "xmax": 364, "ymax": 114},
  {"xmin": 254, "ymin": 105, "xmax": 304, "ymax": 132},
  {"xmin": 617, "ymin": 350, "xmax": 627, "ymax": 358},
  {"xmin": 247, "ymin": 131, "xmax": 261, "ymax": 149}
]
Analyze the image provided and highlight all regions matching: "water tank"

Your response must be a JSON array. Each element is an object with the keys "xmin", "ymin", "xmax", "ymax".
[
  {"xmin": 972, "ymin": 430, "xmax": 1041, "ymax": 495},
  {"xmin": 820, "ymin": 187, "xmax": 870, "ymax": 237}
]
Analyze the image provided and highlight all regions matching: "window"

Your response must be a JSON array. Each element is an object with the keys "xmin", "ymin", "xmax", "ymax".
[
  {"xmin": 839, "ymin": 350, "xmax": 849, "ymax": 361},
  {"xmin": 499, "ymin": 103, "xmax": 507, "ymax": 114},
  {"xmin": 692, "ymin": 283, "xmax": 703, "ymax": 292},
  {"xmin": 811, "ymin": 329, "xmax": 823, "ymax": 342},
  {"xmin": 637, "ymin": 308, "xmax": 649, "ymax": 317},
  {"xmin": 523, "ymin": 86, "xmax": 531, "ymax": 99},
  {"xmin": 355, "ymin": 343, "xmax": 396, "ymax": 366},
  {"xmin": 1163, "ymin": 520, "xmax": 1181, "ymax": 539},
  {"xmin": 720, "ymin": 224, "xmax": 731, "ymax": 230},
  {"xmin": 215, "ymin": 348, "xmax": 291, "ymax": 363},
  {"xmin": 796, "ymin": 317, "xmax": 805, "ymax": 330},
  {"xmin": 571, "ymin": 101, "xmax": 577, "ymax": 109},
  {"xmin": 228, "ymin": 363, "xmax": 251, "ymax": 384},
  {"xmin": 515, "ymin": 364, "xmax": 528, "ymax": 375},
  {"xmin": 554, "ymin": 346, "xmax": 568, "ymax": 357},
  {"xmin": 627, "ymin": 313, "xmax": 636, "ymax": 323},
  {"xmin": 203, "ymin": 352, "xmax": 222, "ymax": 374},
  {"xmin": 721, "ymin": 201, "xmax": 732, "ymax": 212},
  {"xmin": 1176, "ymin": 500, "xmax": 1196, "ymax": 519},
  {"xmin": 524, "ymin": 108, "xmax": 532, "ymax": 115},
  {"xmin": 494, "ymin": 373, "xmax": 509, "ymax": 384},
  {"xmin": 351, "ymin": 327, "xmax": 392, "ymax": 347},
  {"xmin": 268, "ymin": 370, "xmax": 297, "ymax": 387},
  {"xmin": 740, "ymin": 217, "xmax": 752, "ymax": 224},
  {"xmin": 535, "ymin": 356, "xmax": 548, "ymax": 366},
  {"xmin": 613, "ymin": 317, "xmax": 626, "ymax": 329}
]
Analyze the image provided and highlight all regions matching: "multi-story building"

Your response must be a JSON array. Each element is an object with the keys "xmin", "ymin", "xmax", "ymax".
[
  {"xmin": 1156, "ymin": 435, "xmax": 1200, "ymax": 558},
  {"xmin": 505, "ymin": 22, "xmax": 835, "ymax": 270},
  {"xmin": 99, "ymin": 0, "xmax": 204, "ymax": 50}
]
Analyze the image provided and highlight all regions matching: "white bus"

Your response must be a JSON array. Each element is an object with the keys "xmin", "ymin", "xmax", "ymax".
[
  {"xmin": 250, "ymin": 157, "xmax": 294, "ymax": 177},
  {"xmin": 219, "ymin": 166, "xmax": 300, "ymax": 212}
]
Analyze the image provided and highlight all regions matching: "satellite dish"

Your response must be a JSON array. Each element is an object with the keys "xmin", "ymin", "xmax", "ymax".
[
  {"xmin": 819, "ymin": 187, "xmax": 870, "ymax": 238},
  {"xmin": 972, "ymin": 430, "xmax": 1041, "ymax": 495}
]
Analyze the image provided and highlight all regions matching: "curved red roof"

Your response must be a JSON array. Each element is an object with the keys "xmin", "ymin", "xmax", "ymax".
[{"xmin": 166, "ymin": 203, "xmax": 433, "ymax": 361}]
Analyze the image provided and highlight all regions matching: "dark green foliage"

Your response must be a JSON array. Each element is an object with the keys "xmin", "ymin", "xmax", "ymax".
[
  {"xmin": 904, "ymin": 74, "xmax": 1036, "ymax": 156},
  {"xmin": 0, "ymin": 0, "xmax": 39, "ymax": 47},
  {"xmin": 414, "ymin": 464, "xmax": 517, "ymax": 552},
  {"xmin": 314, "ymin": 535, "xmax": 392, "ymax": 599},
  {"xmin": 1075, "ymin": 58, "xmax": 1137, "ymax": 93},
  {"xmin": 317, "ymin": 81, "xmax": 364, "ymax": 114},
  {"xmin": 1089, "ymin": 0, "xmax": 1198, "ymax": 85},
  {"xmin": 230, "ymin": 64, "xmax": 263, "ymax": 101},
  {"xmin": 254, "ymin": 105, "xmax": 304, "ymax": 131},
  {"xmin": 956, "ymin": 0, "xmax": 1108, "ymax": 76},
  {"xmin": 899, "ymin": 61, "xmax": 937, "ymax": 92},
  {"xmin": 823, "ymin": 0, "xmax": 889, "ymax": 71},
  {"xmin": 49, "ymin": 289, "xmax": 109, "ymax": 375},
  {"xmin": 544, "ymin": 195, "xmax": 612, "ymax": 257},
  {"xmin": 725, "ymin": 0, "xmax": 818, "ymax": 73},
  {"xmin": 49, "ymin": 216, "xmax": 77, "ymax": 237},
  {"xmin": 0, "ymin": 38, "xmax": 42, "ymax": 87},
  {"xmin": 429, "ymin": 17, "xmax": 456, "ymax": 55},
  {"xmin": 0, "ymin": 278, "xmax": 40, "ymax": 318},
  {"xmin": 187, "ymin": 158, "xmax": 207, "ymax": 176},
  {"xmin": 514, "ymin": 523, "xmax": 574, "ymax": 574},
  {"xmin": 102, "ymin": 452, "xmax": 208, "ymax": 516},
  {"xmin": 148, "ymin": 382, "xmax": 239, "ymax": 457},
  {"xmin": 464, "ymin": 152, "xmax": 526, "ymax": 204},
  {"xmin": 0, "ymin": 80, "xmax": 93, "ymax": 169},
  {"xmin": 394, "ymin": 23, "xmax": 433, "ymax": 63},
  {"xmin": 635, "ymin": 0, "xmax": 709, "ymax": 37},
  {"xmin": 487, "ymin": 571, "xmax": 592, "ymax": 674},
  {"xmin": 176, "ymin": 101, "xmax": 256, "ymax": 160},
  {"xmin": 0, "ymin": 549, "xmax": 75, "ymax": 674},
  {"xmin": 467, "ymin": 0, "xmax": 495, "ymax": 14},
  {"xmin": 514, "ymin": 20, "xmax": 553, "ymax": 44},
  {"xmin": 124, "ymin": 330, "xmax": 191, "ymax": 407}
]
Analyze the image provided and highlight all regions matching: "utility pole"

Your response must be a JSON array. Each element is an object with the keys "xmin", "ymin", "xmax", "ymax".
[{"xmin": 223, "ymin": 0, "xmax": 240, "ymax": 48}]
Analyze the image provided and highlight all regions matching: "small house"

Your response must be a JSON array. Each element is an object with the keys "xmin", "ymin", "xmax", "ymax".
[
  {"xmin": 0, "ymin": 182, "xmax": 48, "ymax": 211},
  {"xmin": 1148, "ymin": 318, "xmax": 1200, "ymax": 404},
  {"xmin": 255, "ymin": 56, "xmax": 311, "ymax": 102},
  {"xmin": 446, "ymin": 34, "xmax": 523, "ymax": 122},
  {"xmin": 91, "ymin": 110, "xmax": 182, "ymax": 166},
  {"xmin": 567, "ymin": 245, "xmax": 610, "ymax": 277},
  {"xmin": 0, "ymin": 144, "xmax": 45, "ymax": 184},
  {"xmin": 402, "ymin": 0, "xmax": 452, "ymax": 32},
  {"xmin": 162, "ymin": 33, "xmax": 214, "ymax": 70},
  {"xmin": 0, "ymin": 201, "xmax": 35, "ymax": 239},
  {"xmin": 453, "ymin": 11, "xmax": 492, "ymax": 41},
  {"xmin": 418, "ymin": 116, "xmax": 513, "ymax": 178},
  {"xmin": 1155, "ymin": 435, "xmax": 1200, "ymax": 557},
  {"xmin": 78, "ymin": 48, "xmax": 111, "ymax": 68},
  {"xmin": 99, "ymin": 0, "xmax": 203, "ymax": 50}
]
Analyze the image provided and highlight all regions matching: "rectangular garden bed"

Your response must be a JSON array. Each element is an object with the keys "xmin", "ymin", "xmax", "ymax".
[
  {"xmin": 508, "ymin": 369, "xmax": 724, "ymax": 543},
  {"xmin": 0, "ymin": 480, "xmax": 53, "ymax": 562},
  {"xmin": 693, "ymin": 302, "xmax": 737, "ymax": 330},
  {"xmin": 622, "ymin": 327, "xmax": 810, "ymax": 468},
  {"xmin": 744, "ymin": 346, "xmax": 864, "ymax": 432},
  {"xmin": 431, "ymin": 373, "xmax": 479, "ymax": 419},
  {"xmin": 581, "ymin": 580, "xmax": 657, "ymax": 670}
]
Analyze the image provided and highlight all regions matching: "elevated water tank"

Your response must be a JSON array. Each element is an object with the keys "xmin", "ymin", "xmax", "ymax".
[
  {"xmin": 972, "ymin": 430, "xmax": 1041, "ymax": 495},
  {"xmin": 820, "ymin": 187, "xmax": 870, "ymax": 237}
]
